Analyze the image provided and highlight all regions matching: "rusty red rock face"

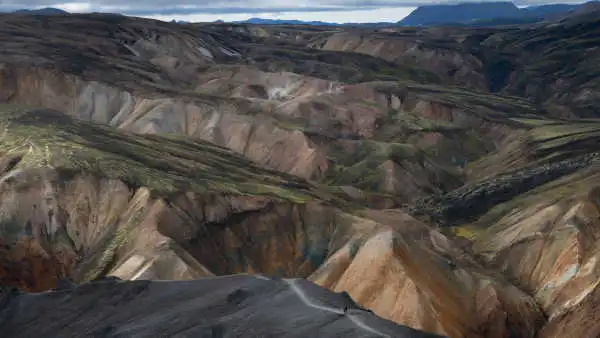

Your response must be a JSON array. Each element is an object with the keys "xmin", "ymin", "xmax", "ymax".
[{"xmin": 0, "ymin": 238, "xmax": 75, "ymax": 292}]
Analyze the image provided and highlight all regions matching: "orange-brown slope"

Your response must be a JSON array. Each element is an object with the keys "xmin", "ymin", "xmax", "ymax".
[
  {"xmin": 421, "ymin": 120, "xmax": 600, "ymax": 337},
  {"xmin": 309, "ymin": 209, "xmax": 544, "ymax": 338}
]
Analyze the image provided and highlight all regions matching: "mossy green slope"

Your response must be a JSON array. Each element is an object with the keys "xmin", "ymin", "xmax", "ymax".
[{"xmin": 0, "ymin": 105, "xmax": 337, "ymax": 204}]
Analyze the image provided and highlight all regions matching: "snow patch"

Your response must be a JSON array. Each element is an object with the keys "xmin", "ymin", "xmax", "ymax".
[
  {"xmin": 197, "ymin": 47, "xmax": 213, "ymax": 59},
  {"xmin": 204, "ymin": 110, "xmax": 221, "ymax": 131},
  {"xmin": 123, "ymin": 44, "xmax": 141, "ymax": 57},
  {"xmin": 268, "ymin": 80, "xmax": 302, "ymax": 101},
  {"xmin": 316, "ymin": 82, "xmax": 344, "ymax": 97},
  {"xmin": 219, "ymin": 46, "xmax": 241, "ymax": 57},
  {"xmin": 538, "ymin": 263, "xmax": 579, "ymax": 299}
]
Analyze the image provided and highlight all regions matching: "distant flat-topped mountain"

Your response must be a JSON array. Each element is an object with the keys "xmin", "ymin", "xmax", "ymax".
[
  {"xmin": 398, "ymin": 1, "xmax": 594, "ymax": 26},
  {"xmin": 522, "ymin": 3, "xmax": 581, "ymax": 17},
  {"xmin": 399, "ymin": 1, "xmax": 521, "ymax": 26}
]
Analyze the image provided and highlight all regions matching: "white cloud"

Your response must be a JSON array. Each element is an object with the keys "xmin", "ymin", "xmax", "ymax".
[
  {"xmin": 49, "ymin": 2, "xmax": 91, "ymax": 12},
  {"xmin": 143, "ymin": 6, "xmax": 416, "ymax": 23}
]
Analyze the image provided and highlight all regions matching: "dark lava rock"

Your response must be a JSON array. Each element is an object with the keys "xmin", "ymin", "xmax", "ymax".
[
  {"xmin": 0, "ymin": 275, "xmax": 443, "ymax": 337},
  {"xmin": 411, "ymin": 153, "xmax": 600, "ymax": 226}
]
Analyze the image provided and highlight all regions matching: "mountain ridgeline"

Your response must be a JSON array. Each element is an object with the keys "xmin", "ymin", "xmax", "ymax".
[{"xmin": 223, "ymin": 1, "xmax": 596, "ymax": 27}]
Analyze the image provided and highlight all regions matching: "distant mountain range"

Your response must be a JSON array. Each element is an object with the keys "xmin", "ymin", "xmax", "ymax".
[
  {"xmin": 5, "ymin": 2, "xmax": 599, "ymax": 28},
  {"xmin": 232, "ymin": 1, "xmax": 597, "ymax": 27},
  {"xmin": 230, "ymin": 18, "xmax": 396, "ymax": 27}
]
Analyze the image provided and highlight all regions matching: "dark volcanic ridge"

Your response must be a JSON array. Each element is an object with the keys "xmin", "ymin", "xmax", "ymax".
[{"xmin": 0, "ymin": 275, "xmax": 442, "ymax": 338}]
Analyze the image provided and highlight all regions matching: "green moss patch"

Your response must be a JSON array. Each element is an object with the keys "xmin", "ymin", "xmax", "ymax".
[{"xmin": 0, "ymin": 105, "xmax": 336, "ymax": 204}]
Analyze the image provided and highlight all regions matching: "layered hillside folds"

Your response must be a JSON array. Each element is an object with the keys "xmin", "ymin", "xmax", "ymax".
[
  {"xmin": 0, "ymin": 106, "xmax": 544, "ymax": 337},
  {"xmin": 0, "ymin": 9, "xmax": 599, "ymax": 338}
]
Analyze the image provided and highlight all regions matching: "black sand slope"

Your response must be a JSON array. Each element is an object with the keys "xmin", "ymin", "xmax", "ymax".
[{"xmin": 0, "ymin": 275, "xmax": 443, "ymax": 338}]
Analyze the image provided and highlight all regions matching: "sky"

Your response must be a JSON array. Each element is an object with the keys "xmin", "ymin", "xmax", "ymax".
[{"xmin": 0, "ymin": 0, "xmax": 591, "ymax": 23}]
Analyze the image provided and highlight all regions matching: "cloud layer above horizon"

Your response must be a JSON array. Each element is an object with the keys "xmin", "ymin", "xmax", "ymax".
[{"xmin": 0, "ymin": 0, "xmax": 589, "ymax": 23}]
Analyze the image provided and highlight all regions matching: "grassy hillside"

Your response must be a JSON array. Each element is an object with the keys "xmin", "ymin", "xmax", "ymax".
[{"xmin": 0, "ymin": 105, "xmax": 339, "ymax": 204}]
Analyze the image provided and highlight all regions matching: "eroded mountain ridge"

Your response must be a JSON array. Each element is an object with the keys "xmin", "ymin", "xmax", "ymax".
[{"xmin": 0, "ymin": 11, "xmax": 599, "ymax": 338}]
